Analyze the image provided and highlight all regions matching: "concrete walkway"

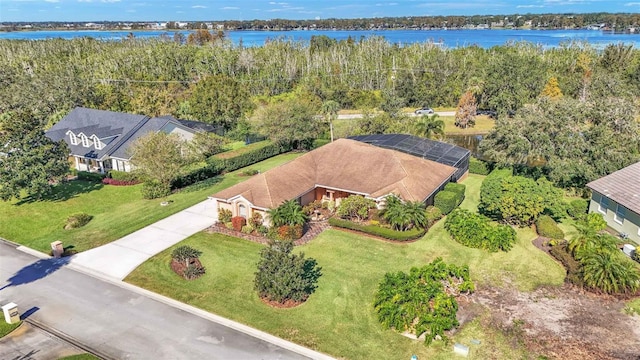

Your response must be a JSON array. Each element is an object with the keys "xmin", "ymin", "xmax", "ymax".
[{"xmin": 70, "ymin": 198, "xmax": 217, "ymax": 280}]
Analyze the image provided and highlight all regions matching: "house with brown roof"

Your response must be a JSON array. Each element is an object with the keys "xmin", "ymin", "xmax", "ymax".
[
  {"xmin": 586, "ymin": 161, "xmax": 640, "ymax": 242},
  {"xmin": 211, "ymin": 138, "xmax": 458, "ymax": 226}
]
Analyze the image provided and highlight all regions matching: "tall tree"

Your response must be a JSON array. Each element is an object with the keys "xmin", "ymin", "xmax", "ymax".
[
  {"xmin": 0, "ymin": 110, "xmax": 69, "ymax": 201},
  {"xmin": 454, "ymin": 91, "xmax": 477, "ymax": 129},
  {"xmin": 252, "ymin": 98, "xmax": 322, "ymax": 150},
  {"xmin": 187, "ymin": 74, "xmax": 254, "ymax": 130},
  {"xmin": 321, "ymin": 100, "xmax": 340, "ymax": 142}
]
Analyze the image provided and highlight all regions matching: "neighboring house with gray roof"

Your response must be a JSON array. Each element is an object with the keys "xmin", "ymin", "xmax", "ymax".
[
  {"xmin": 586, "ymin": 161, "xmax": 640, "ymax": 243},
  {"xmin": 46, "ymin": 107, "xmax": 198, "ymax": 173}
]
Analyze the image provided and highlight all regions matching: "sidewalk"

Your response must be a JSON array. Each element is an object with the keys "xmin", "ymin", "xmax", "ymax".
[{"xmin": 69, "ymin": 198, "xmax": 217, "ymax": 280}]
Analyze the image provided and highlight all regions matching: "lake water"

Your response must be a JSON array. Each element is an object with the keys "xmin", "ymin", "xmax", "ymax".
[{"xmin": 1, "ymin": 29, "xmax": 639, "ymax": 49}]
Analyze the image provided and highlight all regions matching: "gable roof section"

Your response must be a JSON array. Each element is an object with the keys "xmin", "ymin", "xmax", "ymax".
[
  {"xmin": 212, "ymin": 139, "xmax": 456, "ymax": 209},
  {"xmin": 586, "ymin": 161, "xmax": 640, "ymax": 215},
  {"xmin": 46, "ymin": 107, "xmax": 149, "ymax": 160}
]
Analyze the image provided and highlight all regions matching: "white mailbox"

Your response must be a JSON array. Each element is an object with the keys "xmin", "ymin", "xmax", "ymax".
[{"xmin": 2, "ymin": 302, "xmax": 20, "ymax": 324}]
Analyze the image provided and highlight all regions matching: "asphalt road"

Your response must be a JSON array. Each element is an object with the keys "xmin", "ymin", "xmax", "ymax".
[{"xmin": 0, "ymin": 241, "xmax": 316, "ymax": 360}]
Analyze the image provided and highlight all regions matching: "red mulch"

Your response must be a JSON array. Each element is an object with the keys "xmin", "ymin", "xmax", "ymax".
[
  {"xmin": 170, "ymin": 258, "xmax": 204, "ymax": 280},
  {"xmin": 260, "ymin": 296, "xmax": 305, "ymax": 308}
]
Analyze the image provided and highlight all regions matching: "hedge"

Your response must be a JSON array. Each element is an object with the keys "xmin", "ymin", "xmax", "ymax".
[
  {"xmin": 434, "ymin": 190, "xmax": 458, "ymax": 215},
  {"xmin": 171, "ymin": 141, "xmax": 291, "ymax": 189},
  {"xmin": 444, "ymin": 208, "xmax": 516, "ymax": 252},
  {"xmin": 469, "ymin": 157, "xmax": 490, "ymax": 175},
  {"xmin": 329, "ymin": 218, "xmax": 425, "ymax": 241},
  {"xmin": 77, "ymin": 171, "xmax": 105, "ymax": 182},
  {"xmin": 535, "ymin": 215, "xmax": 565, "ymax": 239},
  {"xmin": 108, "ymin": 170, "xmax": 139, "ymax": 182},
  {"xmin": 444, "ymin": 182, "xmax": 466, "ymax": 205}
]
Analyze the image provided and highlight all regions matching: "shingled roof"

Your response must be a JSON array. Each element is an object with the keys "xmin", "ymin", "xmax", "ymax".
[
  {"xmin": 587, "ymin": 161, "xmax": 640, "ymax": 215},
  {"xmin": 212, "ymin": 139, "xmax": 457, "ymax": 209}
]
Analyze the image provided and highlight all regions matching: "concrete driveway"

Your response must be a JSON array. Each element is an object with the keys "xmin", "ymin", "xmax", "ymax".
[{"xmin": 70, "ymin": 198, "xmax": 217, "ymax": 280}]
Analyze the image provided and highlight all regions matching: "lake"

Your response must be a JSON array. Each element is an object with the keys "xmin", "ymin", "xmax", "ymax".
[{"xmin": 1, "ymin": 29, "xmax": 639, "ymax": 49}]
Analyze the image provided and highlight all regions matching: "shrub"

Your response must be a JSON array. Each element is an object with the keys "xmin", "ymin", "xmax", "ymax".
[
  {"xmin": 248, "ymin": 212, "xmax": 264, "ymax": 228},
  {"xmin": 242, "ymin": 168, "xmax": 259, "ymax": 176},
  {"xmin": 216, "ymin": 141, "xmax": 292, "ymax": 172},
  {"xmin": 77, "ymin": 171, "xmax": 105, "ymax": 182},
  {"xmin": 171, "ymin": 245, "xmax": 205, "ymax": 280},
  {"xmin": 241, "ymin": 225, "xmax": 254, "ymax": 234},
  {"xmin": 567, "ymin": 199, "xmax": 589, "ymax": 220},
  {"xmin": 535, "ymin": 215, "xmax": 565, "ymax": 239},
  {"xmin": 277, "ymin": 224, "xmax": 303, "ymax": 240},
  {"xmin": 337, "ymin": 195, "xmax": 376, "ymax": 221},
  {"xmin": 581, "ymin": 251, "xmax": 640, "ymax": 295},
  {"xmin": 478, "ymin": 168, "xmax": 512, "ymax": 219},
  {"xmin": 425, "ymin": 206, "xmax": 443, "ymax": 227},
  {"xmin": 256, "ymin": 225, "xmax": 269, "ymax": 236},
  {"xmin": 434, "ymin": 190, "xmax": 458, "ymax": 215},
  {"xmin": 171, "ymin": 159, "xmax": 223, "ymax": 190},
  {"xmin": 102, "ymin": 177, "xmax": 139, "ymax": 186},
  {"xmin": 444, "ymin": 182, "xmax": 466, "ymax": 205},
  {"xmin": 254, "ymin": 240, "xmax": 322, "ymax": 304},
  {"xmin": 141, "ymin": 180, "xmax": 171, "ymax": 199},
  {"xmin": 183, "ymin": 264, "xmax": 206, "ymax": 280},
  {"xmin": 108, "ymin": 170, "xmax": 138, "ymax": 182},
  {"xmin": 469, "ymin": 157, "xmax": 490, "ymax": 175},
  {"xmin": 231, "ymin": 216, "xmax": 246, "ymax": 232},
  {"xmin": 373, "ymin": 258, "xmax": 474, "ymax": 344},
  {"xmin": 218, "ymin": 208, "xmax": 233, "ymax": 223},
  {"xmin": 444, "ymin": 208, "xmax": 517, "ymax": 252},
  {"xmin": 64, "ymin": 213, "xmax": 93, "ymax": 229},
  {"xmin": 549, "ymin": 243, "xmax": 583, "ymax": 287},
  {"xmin": 302, "ymin": 200, "xmax": 323, "ymax": 216},
  {"xmin": 329, "ymin": 218, "xmax": 425, "ymax": 241},
  {"xmin": 171, "ymin": 245, "xmax": 203, "ymax": 264}
]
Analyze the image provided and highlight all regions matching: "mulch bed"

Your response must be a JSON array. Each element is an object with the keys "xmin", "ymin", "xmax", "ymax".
[
  {"xmin": 260, "ymin": 296, "xmax": 305, "ymax": 308},
  {"xmin": 170, "ymin": 258, "xmax": 205, "ymax": 280},
  {"xmin": 532, "ymin": 236, "xmax": 552, "ymax": 255}
]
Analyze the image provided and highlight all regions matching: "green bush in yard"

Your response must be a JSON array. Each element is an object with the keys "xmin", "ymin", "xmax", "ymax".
[
  {"xmin": 425, "ymin": 206, "xmax": 442, "ymax": 227},
  {"xmin": 64, "ymin": 213, "xmax": 93, "ymax": 229},
  {"xmin": 567, "ymin": 199, "xmax": 589, "ymax": 219},
  {"xmin": 329, "ymin": 218, "xmax": 425, "ymax": 241},
  {"xmin": 77, "ymin": 171, "xmax": 105, "ymax": 183},
  {"xmin": 141, "ymin": 180, "xmax": 171, "ymax": 199},
  {"xmin": 171, "ymin": 159, "xmax": 223, "ymax": 190},
  {"xmin": 444, "ymin": 182, "xmax": 466, "ymax": 204},
  {"xmin": 469, "ymin": 157, "xmax": 490, "ymax": 175},
  {"xmin": 535, "ymin": 215, "xmax": 565, "ymax": 239},
  {"xmin": 444, "ymin": 208, "xmax": 516, "ymax": 252},
  {"xmin": 434, "ymin": 190, "xmax": 458, "ymax": 215},
  {"xmin": 219, "ymin": 141, "xmax": 292, "ymax": 172},
  {"xmin": 108, "ymin": 170, "xmax": 139, "ymax": 182}
]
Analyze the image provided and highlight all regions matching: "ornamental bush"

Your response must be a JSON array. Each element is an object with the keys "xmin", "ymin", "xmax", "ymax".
[
  {"xmin": 373, "ymin": 258, "xmax": 474, "ymax": 344},
  {"xmin": 434, "ymin": 190, "xmax": 458, "ymax": 215},
  {"xmin": 254, "ymin": 240, "xmax": 322, "ymax": 304},
  {"xmin": 329, "ymin": 218, "xmax": 425, "ymax": 241},
  {"xmin": 469, "ymin": 157, "xmax": 490, "ymax": 175},
  {"xmin": 231, "ymin": 216, "xmax": 246, "ymax": 232},
  {"xmin": 64, "ymin": 213, "xmax": 93, "ymax": 229},
  {"xmin": 77, "ymin": 171, "xmax": 105, "ymax": 183},
  {"xmin": 444, "ymin": 208, "xmax": 517, "ymax": 252},
  {"xmin": 535, "ymin": 215, "xmax": 565, "ymax": 239},
  {"xmin": 567, "ymin": 199, "xmax": 589, "ymax": 219},
  {"xmin": 108, "ymin": 170, "xmax": 139, "ymax": 182},
  {"xmin": 444, "ymin": 182, "xmax": 466, "ymax": 204},
  {"xmin": 337, "ymin": 195, "xmax": 376, "ymax": 221},
  {"xmin": 141, "ymin": 180, "xmax": 171, "ymax": 199},
  {"xmin": 218, "ymin": 208, "xmax": 232, "ymax": 223}
]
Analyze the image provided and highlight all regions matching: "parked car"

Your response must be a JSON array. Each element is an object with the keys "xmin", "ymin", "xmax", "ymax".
[
  {"xmin": 476, "ymin": 109, "xmax": 497, "ymax": 118},
  {"xmin": 414, "ymin": 107, "xmax": 435, "ymax": 115}
]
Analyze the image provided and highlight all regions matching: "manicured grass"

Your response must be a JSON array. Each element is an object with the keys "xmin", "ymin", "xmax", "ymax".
[
  {"xmin": 625, "ymin": 298, "xmax": 640, "ymax": 316},
  {"xmin": 57, "ymin": 354, "xmax": 101, "ymax": 360},
  {"xmin": 213, "ymin": 140, "xmax": 272, "ymax": 159},
  {"xmin": 0, "ymin": 321, "xmax": 21, "ymax": 338},
  {"xmin": 441, "ymin": 115, "xmax": 495, "ymax": 135},
  {"xmin": 126, "ymin": 174, "xmax": 564, "ymax": 359},
  {"xmin": 0, "ymin": 153, "xmax": 301, "ymax": 253}
]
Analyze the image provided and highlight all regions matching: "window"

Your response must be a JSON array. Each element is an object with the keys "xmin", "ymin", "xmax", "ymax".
[
  {"xmin": 238, "ymin": 204, "xmax": 247, "ymax": 218},
  {"xmin": 614, "ymin": 204, "xmax": 625, "ymax": 224},
  {"xmin": 67, "ymin": 131, "xmax": 78, "ymax": 145},
  {"xmin": 80, "ymin": 134, "xmax": 91, "ymax": 147},
  {"xmin": 91, "ymin": 135, "xmax": 102, "ymax": 150},
  {"xmin": 598, "ymin": 195, "xmax": 609, "ymax": 214}
]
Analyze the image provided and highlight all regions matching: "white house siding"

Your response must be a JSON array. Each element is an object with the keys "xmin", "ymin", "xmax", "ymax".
[
  {"xmin": 589, "ymin": 191, "xmax": 640, "ymax": 243},
  {"xmin": 163, "ymin": 123, "xmax": 195, "ymax": 141}
]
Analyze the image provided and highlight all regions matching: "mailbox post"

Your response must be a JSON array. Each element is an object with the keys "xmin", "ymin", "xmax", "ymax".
[
  {"xmin": 51, "ymin": 241, "xmax": 63, "ymax": 258},
  {"xmin": 2, "ymin": 303, "xmax": 20, "ymax": 324}
]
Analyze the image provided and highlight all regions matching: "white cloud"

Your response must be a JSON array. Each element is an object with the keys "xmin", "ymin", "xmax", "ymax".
[
  {"xmin": 517, "ymin": 4, "xmax": 544, "ymax": 8},
  {"xmin": 192, "ymin": 5, "xmax": 206, "ymax": 8},
  {"xmin": 44, "ymin": 0, "xmax": 60, "ymax": 3},
  {"xmin": 221, "ymin": 6, "xmax": 239, "ymax": 10}
]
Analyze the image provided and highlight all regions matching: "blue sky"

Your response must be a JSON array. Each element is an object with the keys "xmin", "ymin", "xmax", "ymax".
[{"xmin": 1, "ymin": 0, "xmax": 638, "ymax": 22}]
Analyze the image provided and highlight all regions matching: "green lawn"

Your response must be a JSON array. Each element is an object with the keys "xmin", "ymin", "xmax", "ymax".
[
  {"xmin": 0, "ymin": 321, "xmax": 21, "ymax": 338},
  {"xmin": 126, "ymin": 174, "xmax": 565, "ymax": 360},
  {"xmin": 441, "ymin": 115, "xmax": 495, "ymax": 135},
  {"xmin": 0, "ymin": 153, "xmax": 301, "ymax": 253}
]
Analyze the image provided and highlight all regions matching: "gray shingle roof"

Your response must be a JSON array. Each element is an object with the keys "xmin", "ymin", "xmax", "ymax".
[
  {"xmin": 46, "ymin": 107, "xmax": 149, "ymax": 160},
  {"xmin": 587, "ymin": 161, "xmax": 640, "ymax": 215},
  {"xmin": 110, "ymin": 117, "xmax": 170, "ymax": 159}
]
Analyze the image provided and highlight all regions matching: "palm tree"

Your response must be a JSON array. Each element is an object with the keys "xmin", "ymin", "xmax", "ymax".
[
  {"xmin": 268, "ymin": 200, "xmax": 307, "ymax": 227},
  {"xmin": 581, "ymin": 250, "xmax": 640, "ymax": 294},
  {"xmin": 382, "ymin": 196, "xmax": 427, "ymax": 231},
  {"xmin": 321, "ymin": 100, "xmax": 340, "ymax": 142},
  {"xmin": 413, "ymin": 114, "xmax": 445, "ymax": 140}
]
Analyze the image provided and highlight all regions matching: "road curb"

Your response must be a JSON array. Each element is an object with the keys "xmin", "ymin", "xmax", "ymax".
[
  {"xmin": 13, "ymin": 241, "xmax": 335, "ymax": 360},
  {"xmin": 26, "ymin": 319, "xmax": 114, "ymax": 360}
]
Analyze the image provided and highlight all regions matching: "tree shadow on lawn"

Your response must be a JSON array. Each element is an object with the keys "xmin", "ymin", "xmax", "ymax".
[
  {"xmin": 15, "ymin": 180, "xmax": 103, "ymax": 205},
  {"xmin": 0, "ymin": 257, "xmax": 70, "ymax": 291}
]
